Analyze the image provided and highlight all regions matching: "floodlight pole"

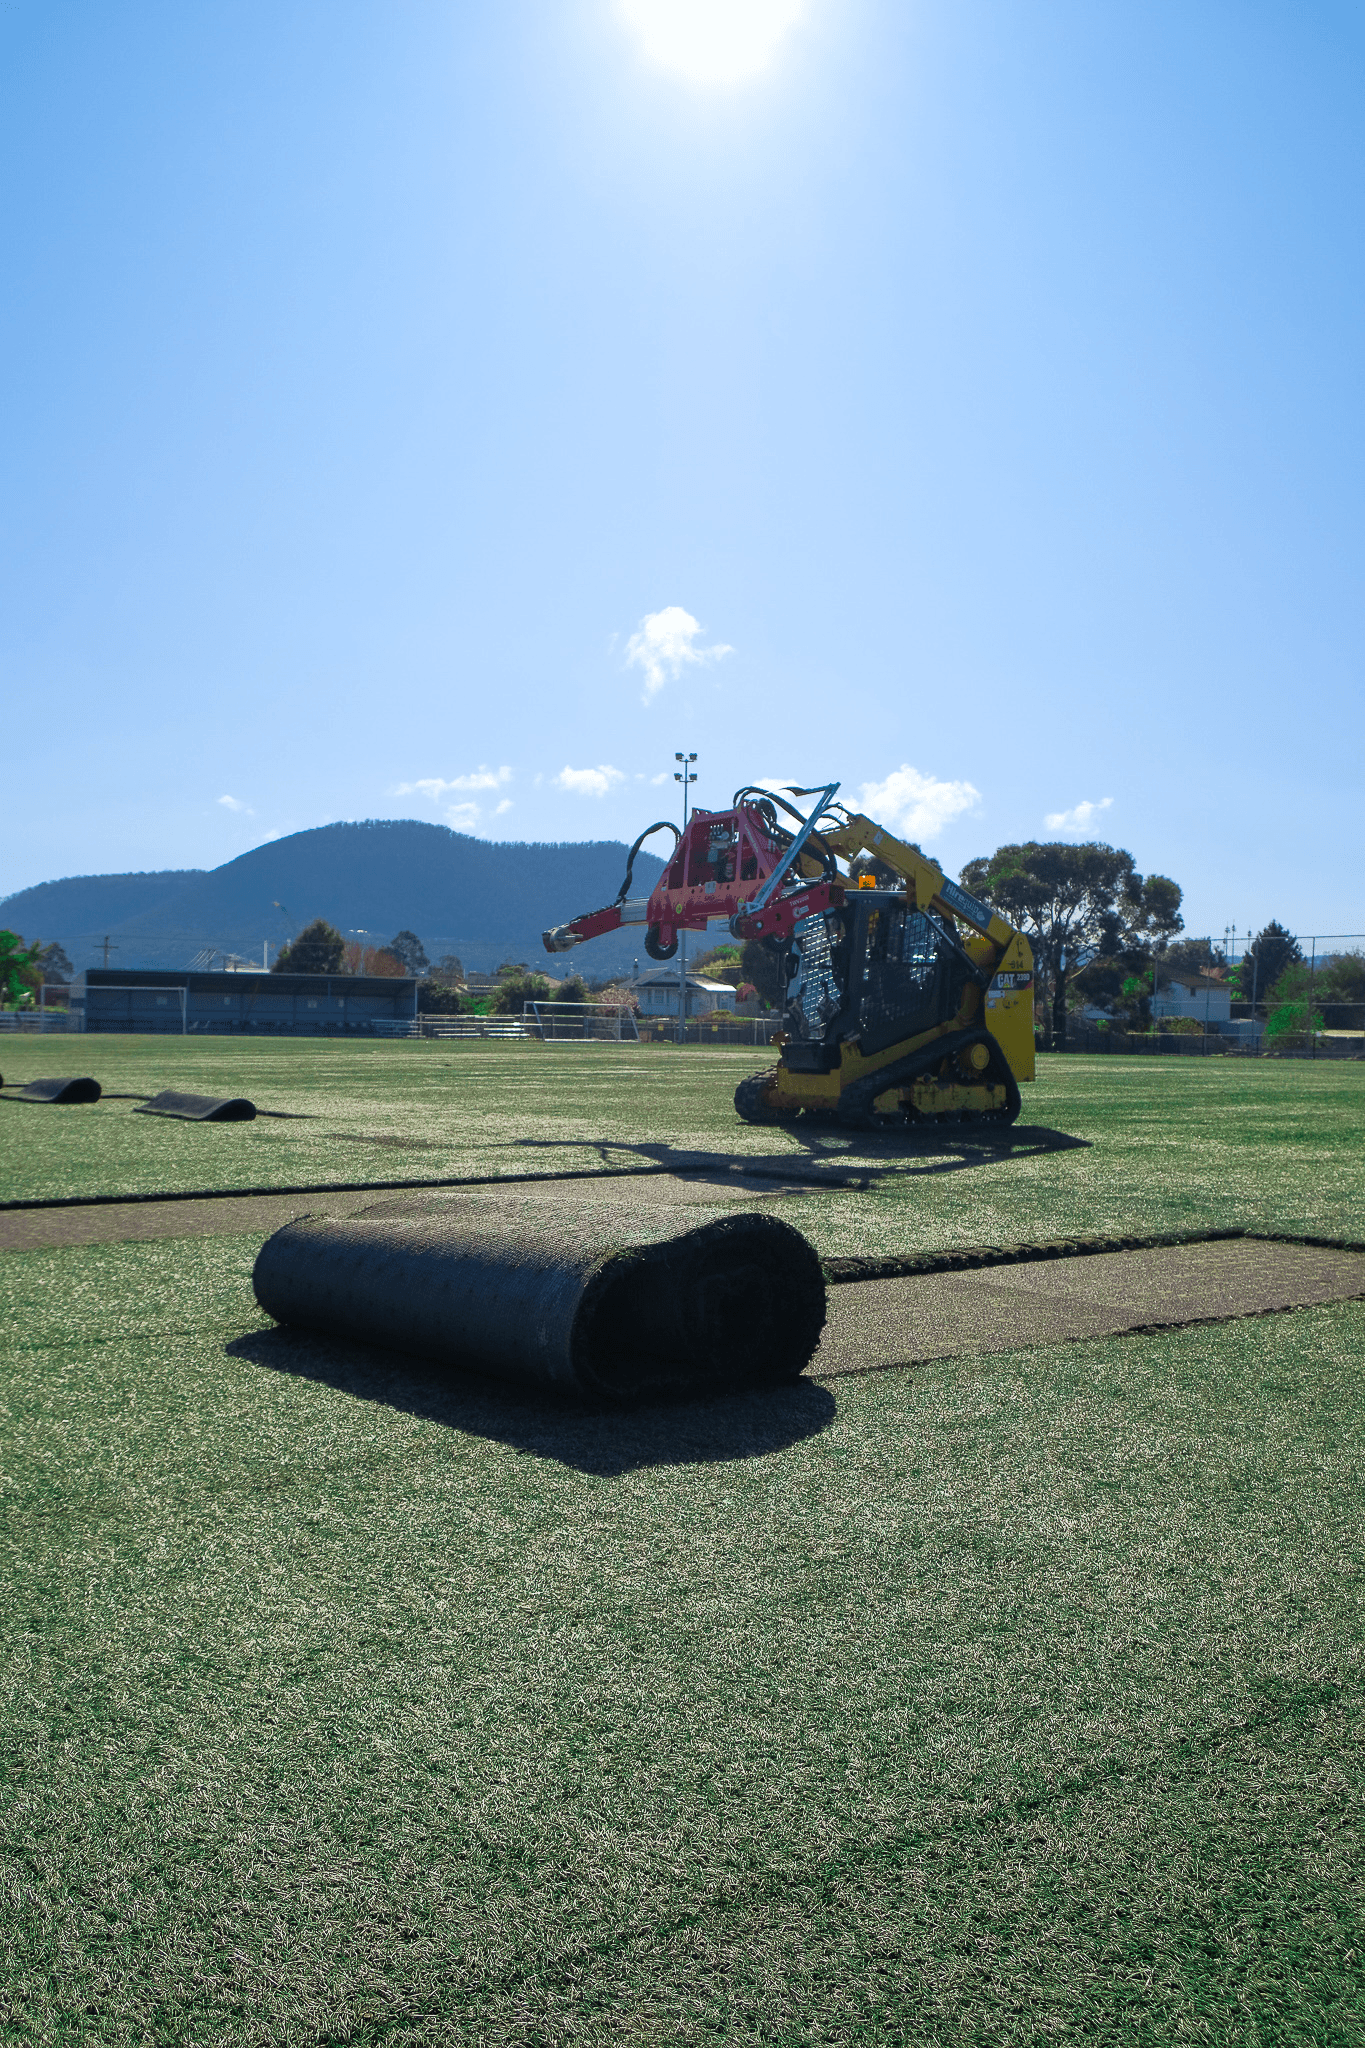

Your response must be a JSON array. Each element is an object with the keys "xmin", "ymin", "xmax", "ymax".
[{"xmin": 674, "ymin": 751, "xmax": 697, "ymax": 1045}]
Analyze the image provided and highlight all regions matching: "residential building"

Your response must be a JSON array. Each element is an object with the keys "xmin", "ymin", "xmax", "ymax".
[{"xmin": 633, "ymin": 967, "xmax": 737, "ymax": 1017}]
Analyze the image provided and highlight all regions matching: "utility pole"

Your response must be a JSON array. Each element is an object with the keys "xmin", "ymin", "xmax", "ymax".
[
  {"xmin": 674, "ymin": 750, "xmax": 697, "ymax": 1045},
  {"xmin": 101, "ymin": 935, "xmax": 117, "ymax": 970},
  {"xmin": 1250, "ymin": 939, "xmax": 1259, "ymax": 1043}
]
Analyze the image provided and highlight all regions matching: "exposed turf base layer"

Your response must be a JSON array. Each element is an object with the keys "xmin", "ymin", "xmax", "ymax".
[
  {"xmin": 131, "ymin": 1088, "xmax": 257, "ymax": 1122},
  {"xmin": 253, "ymin": 1199, "xmax": 828, "ymax": 1401},
  {"xmin": 823, "ymin": 1223, "xmax": 1365, "ymax": 1281}
]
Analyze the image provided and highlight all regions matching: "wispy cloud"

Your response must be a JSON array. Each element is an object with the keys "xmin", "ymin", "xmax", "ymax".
[
  {"xmin": 555, "ymin": 764, "xmax": 626, "ymax": 798},
  {"xmin": 494, "ymin": 798, "xmax": 513, "ymax": 815},
  {"xmin": 394, "ymin": 766, "xmax": 512, "ymax": 799},
  {"xmin": 624, "ymin": 607, "xmax": 732, "ymax": 701},
  {"xmin": 217, "ymin": 794, "xmax": 253, "ymax": 815},
  {"xmin": 857, "ymin": 765, "xmax": 981, "ymax": 842},
  {"xmin": 1043, "ymin": 796, "xmax": 1113, "ymax": 833},
  {"xmin": 446, "ymin": 802, "xmax": 481, "ymax": 831}
]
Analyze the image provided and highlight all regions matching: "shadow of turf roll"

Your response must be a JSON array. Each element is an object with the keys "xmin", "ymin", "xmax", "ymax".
[{"xmin": 252, "ymin": 1198, "xmax": 827, "ymax": 1403}]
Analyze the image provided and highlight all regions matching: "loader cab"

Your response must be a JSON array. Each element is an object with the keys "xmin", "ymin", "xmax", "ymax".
[{"xmin": 781, "ymin": 890, "xmax": 983, "ymax": 1062}]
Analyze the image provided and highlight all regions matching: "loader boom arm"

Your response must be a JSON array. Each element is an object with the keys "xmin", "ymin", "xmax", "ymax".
[{"xmin": 822, "ymin": 813, "xmax": 1018, "ymax": 955}]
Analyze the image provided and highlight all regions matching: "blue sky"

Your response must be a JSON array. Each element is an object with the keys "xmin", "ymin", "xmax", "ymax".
[{"xmin": 4, "ymin": 0, "xmax": 1363, "ymax": 941}]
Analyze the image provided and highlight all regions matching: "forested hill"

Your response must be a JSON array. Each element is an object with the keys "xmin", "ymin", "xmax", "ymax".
[{"xmin": 0, "ymin": 820, "xmax": 665, "ymax": 976}]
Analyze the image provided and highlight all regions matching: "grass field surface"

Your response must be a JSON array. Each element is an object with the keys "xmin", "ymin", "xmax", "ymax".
[
  {"xmin": 3, "ymin": 1040, "xmax": 1365, "ymax": 1260},
  {"xmin": 1, "ymin": 1229, "xmax": 1361, "ymax": 2043},
  {"xmin": 2, "ymin": 1045, "xmax": 1362, "ymax": 2040}
]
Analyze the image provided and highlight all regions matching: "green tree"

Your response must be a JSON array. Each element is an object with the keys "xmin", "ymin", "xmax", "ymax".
[
  {"xmin": 740, "ymin": 936, "xmax": 785, "ymax": 1009},
  {"xmin": 35, "ymin": 941, "xmax": 74, "ymax": 985},
  {"xmin": 693, "ymin": 943, "xmax": 743, "ymax": 984},
  {"xmin": 272, "ymin": 919, "xmax": 346, "ymax": 974},
  {"xmin": 416, "ymin": 981, "xmax": 466, "ymax": 1015},
  {"xmin": 1163, "ymin": 937, "xmax": 1226, "ymax": 982},
  {"xmin": 433, "ymin": 953, "xmax": 465, "ymax": 983},
  {"xmin": 1318, "ymin": 949, "xmax": 1365, "ymax": 1030},
  {"xmin": 1068, "ymin": 947, "xmax": 1154, "ymax": 1026},
  {"xmin": 1233, "ymin": 923, "xmax": 1302, "ymax": 1010},
  {"xmin": 1258, "ymin": 959, "xmax": 1327, "ymax": 1046},
  {"xmin": 491, "ymin": 970, "xmax": 554, "ymax": 1013},
  {"xmin": 959, "ymin": 842, "xmax": 1183, "ymax": 1050},
  {"xmin": 0, "ymin": 930, "xmax": 43, "ymax": 1008},
  {"xmin": 388, "ymin": 930, "xmax": 429, "ymax": 978}
]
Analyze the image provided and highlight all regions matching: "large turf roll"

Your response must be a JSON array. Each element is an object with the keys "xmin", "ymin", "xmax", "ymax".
[{"xmin": 253, "ymin": 1199, "xmax": 826, "ymax": 1402}]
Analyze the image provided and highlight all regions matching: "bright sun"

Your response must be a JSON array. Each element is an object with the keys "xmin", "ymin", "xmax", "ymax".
[{"xmin": 620, "ymin": 0, "xmax": 804, "ymax": 85}]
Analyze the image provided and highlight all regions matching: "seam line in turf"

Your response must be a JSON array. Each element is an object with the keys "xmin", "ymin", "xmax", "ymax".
[{"xmin": 296, "ymin": 1679, "xmax": 1358, "ymax": 2039}]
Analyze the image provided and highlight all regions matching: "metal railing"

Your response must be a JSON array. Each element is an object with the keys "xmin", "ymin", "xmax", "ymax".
[
  {"xmin": 1065, "ymin": 1023, "xmax": 1364, "ymax": 1059},
  {"xmin": 421, "ymin": 1016, "xmax": 535, "ymax": 1039},
  {"xmin": 0, "ymin": 984, "xmax": 78, "ymax": 1030},
  {"xmin": 634, "ymin": 1014, "xmax": 780, "ymax": 1046}
]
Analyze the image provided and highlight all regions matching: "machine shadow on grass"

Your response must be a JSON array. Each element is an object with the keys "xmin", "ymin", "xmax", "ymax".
[
  {"xmin": 227, "ymin": 1326, "xmax": 838, "ymax": 1477},
  {"xmin": 510, "ymin": 1123, "xmax": 1089, "ymax": 1189}
]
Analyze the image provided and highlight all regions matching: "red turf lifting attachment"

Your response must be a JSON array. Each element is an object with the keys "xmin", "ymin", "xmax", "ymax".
[{"xmin": 543, "ymin": 783, "xmax": 844, "ymax": 962}]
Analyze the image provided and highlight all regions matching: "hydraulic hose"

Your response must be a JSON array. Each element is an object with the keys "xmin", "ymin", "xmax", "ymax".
[{"xmin": 615, "ymin": 821, "xmax": 681, "ymax": 905}]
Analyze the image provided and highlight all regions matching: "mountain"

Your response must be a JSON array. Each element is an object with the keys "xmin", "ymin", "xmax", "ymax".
[
  {"xmin": 0, "ymin": 869, "xmax": 207, "ymax": 960},
  {"xmin": 0, "ymin": 820, "xmax": 665, "ymax": 978}
]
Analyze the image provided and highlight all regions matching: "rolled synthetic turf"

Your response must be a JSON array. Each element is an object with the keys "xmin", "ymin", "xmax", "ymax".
[
  {"xmin": 5, "ymin": 1075, "xmax": 102, "ymax": 1103},
  {"xmin": 253, "ymin": 1195, "xmax": 827, "ymax": 1400},
  {"xmin": 132, "ymin": 1088, "xmax": 257, "ymax": 1121}
]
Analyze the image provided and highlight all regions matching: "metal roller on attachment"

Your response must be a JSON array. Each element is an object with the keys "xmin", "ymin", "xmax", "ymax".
[{"xmin": 253, "ymin": 1197, "xmax": 827, "ymax": 1403}]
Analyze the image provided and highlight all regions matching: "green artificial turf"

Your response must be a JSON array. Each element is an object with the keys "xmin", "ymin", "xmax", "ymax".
[
  {"xmin": 2, "ymin": 1038, "xmax": 1365, "ymax": 1259},
  {"xmin": 1, "ymin": 1233, "xmax": 1362, "ymax": 2043}
]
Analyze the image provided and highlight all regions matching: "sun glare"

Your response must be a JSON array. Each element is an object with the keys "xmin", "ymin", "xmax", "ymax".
[{"xmin": 620, "ymin": 0, "xmax": 804, "ymax": 85}]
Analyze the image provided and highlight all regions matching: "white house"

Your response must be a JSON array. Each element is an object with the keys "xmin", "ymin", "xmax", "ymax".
[
  {"xmin": 1151, "ymin": 975, "xmax": 1232, "ymax": 1024},
  {"xmin": 1150, "ymin": 974, "xmax": 1264, "ymax": 1041},
  {"xmin": 633, "ymin": 967, "xmax": 737, "ymax": 1017}
]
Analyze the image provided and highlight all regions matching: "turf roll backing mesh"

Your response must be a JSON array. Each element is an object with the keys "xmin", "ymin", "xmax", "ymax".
[{"xmin": 252, "ymin": 1198, "xmax": 827, "ymax": 1401}]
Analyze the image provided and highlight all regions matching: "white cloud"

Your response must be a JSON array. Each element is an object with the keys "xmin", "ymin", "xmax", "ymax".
[
  {"xmin": 394, "ymin": 766, "xmax": 512, "ymax": 799},
  {"xmin": 624, "ymin": 606, "xmax": 732, "ymax": 701},
  {"xmin": 556, "ymin": 764, "xmax": 626, "ymax": 798},
  {"xmin": 1043, "ymin": 796, "xmax": 1113, "ymax": 833},
  {"xmin": 217, "ymin": 794, "xmax": 252, "ymax": 815},
  {"xmin": 494, "ymin": 798, "xmax": 514, "ymax": 815},
  {"xmin": 445, "ymin": 802, "xmax": 481, "ymax": 831},
  {"xmin": 857, "ymin": 765, "xmax": 981, "ymax": 842}
]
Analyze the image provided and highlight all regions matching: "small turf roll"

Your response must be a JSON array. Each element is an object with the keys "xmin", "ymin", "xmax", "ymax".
[
  {"xmin": 252, "ymin": 1201, "xmax": 827, "ymax": 1402},
  {"xmin": 134, "ymin": 1090, "xmax": 256, "ymax": 1121},
  {"xmin": 12, "ymin": 1076, "xmax": 101, "ymax": 1104}
]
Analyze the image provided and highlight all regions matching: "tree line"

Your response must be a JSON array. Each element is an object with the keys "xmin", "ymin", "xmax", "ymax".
[{"xmin": 958, "ymin": 844, "xmax": 1363, "ymax": 1045}]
